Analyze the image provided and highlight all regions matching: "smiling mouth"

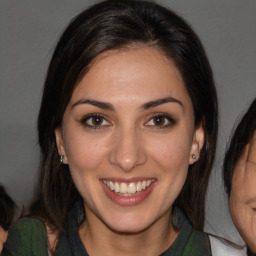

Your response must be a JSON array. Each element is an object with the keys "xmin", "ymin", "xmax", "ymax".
[{"xmin": 102, "ymin": 179, "xmax": 155, "ymax": 195}]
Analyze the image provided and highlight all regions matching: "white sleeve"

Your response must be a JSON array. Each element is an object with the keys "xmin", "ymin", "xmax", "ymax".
[{"xmin": 209, "ymin": 235, "xmax": 247, "ymax": 256}]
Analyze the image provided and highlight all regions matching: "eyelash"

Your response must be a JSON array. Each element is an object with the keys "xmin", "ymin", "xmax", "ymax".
[
  {"xmin": 80, "ymin": 113, "xmax": 176, "ymax": 129},
  {"xmin": 81, "ymin": 113, "xmax": 110, "ymax": 129},
  {"xmin": 145, "ymin": 113, "xmax": 176, "ymax": 129}
]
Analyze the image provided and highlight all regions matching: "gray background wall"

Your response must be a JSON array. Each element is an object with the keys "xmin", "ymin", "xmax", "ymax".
[{"xmin": 0, "ymin": 0, "xmax": 255, "ymax": 245}]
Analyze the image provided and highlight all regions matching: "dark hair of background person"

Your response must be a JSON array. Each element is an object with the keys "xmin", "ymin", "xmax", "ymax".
[
  {"xmin": 223, "ymin": 98, "xmax": 256, "ymax": 196},
  {"xmin": 0, "ymin": 185, "xmax": 16, "ymax": 231},
  {"xmin": 37, "ymin": 0, "xmax": 218, "ymax": 233}
]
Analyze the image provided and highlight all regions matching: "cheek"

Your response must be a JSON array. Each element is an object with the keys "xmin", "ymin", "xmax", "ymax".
[
  {"xmin": 231, "ymin": 169, "xmax": 256, "ymax": 206},
  {"xmin": 230, "ymin": 176, "xmax": 256, "ymax": 237},
  {"xmin": 147, "ymin": 133, "xmax": 191, "ymax": 172},
  {"xmin": 150, "ymin": 136, "xmax": 190, "ymax": 205},
  {"xmin": 146, "ymin": 132, "xmax": 191, "ymax": 200},
  {"xmin": 65, "ymin": 133, "xmax": 110, "ymax": 172},
  {"xmin": 64, "ymin": 134, "xmax": 111, "ymax": 206}
]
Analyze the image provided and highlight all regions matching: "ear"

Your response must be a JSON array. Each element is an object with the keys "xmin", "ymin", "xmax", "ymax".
[
  {"xmin": 55, "ymin": 127, "xmax": 68, "ymax": 164},
  {"xmin": 189, "ymin": 121, "xmax": 205, "ymax": 165}
]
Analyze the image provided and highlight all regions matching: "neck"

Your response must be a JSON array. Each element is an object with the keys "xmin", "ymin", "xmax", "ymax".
[{"xmin": 79, "ymin": 208, "xmax": 179, "ymax": 256}]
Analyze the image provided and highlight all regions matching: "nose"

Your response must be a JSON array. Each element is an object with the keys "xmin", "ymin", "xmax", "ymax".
[{"xmin": 109, "ymin": 127, "xmax": 147, "ymax": 172}]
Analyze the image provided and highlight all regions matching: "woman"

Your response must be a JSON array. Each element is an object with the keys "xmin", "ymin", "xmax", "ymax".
[
  {"xmin": 223, "ymin": 99, "xmax": 256, "ymax": 255},
  {"xmin": 3, "ymin": 0, "xmax": 218, "ymax": 255}
]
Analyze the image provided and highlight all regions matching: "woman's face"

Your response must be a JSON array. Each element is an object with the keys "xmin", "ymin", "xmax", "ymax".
[
  {"xmin": 229, "ymin": 132, "xmax": 256, "ymax": 253},
  {"xmin": 56, "ymin": 47, "xmax": 204, "ymax": 233}
]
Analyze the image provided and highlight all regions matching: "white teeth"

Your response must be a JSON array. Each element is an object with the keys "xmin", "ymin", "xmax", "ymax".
[
  {"xmin": 142, "ymin": 181, "xmax": 146, "ymax": 189},
  {"xmin": 146, "ymin": 180, "xmax": 152, "ymax": 186},
  {"xmin": 109, "ymin": 181, "xmax": 114, "ymax": 190},
  {"xmin": 136, "ymin": 181, "xmax": 142, "ymax": 192},
  {"xmin": 103, "ymin": 179, "xmax": 154, "ymax": 194},
  {"xmin": 120, "ymin": 183, "xmax": 128, "ymax": 193},
  {"xmin": 114, "ymin": 182, "xmax": 120, "ymax": 193},
  {"xmin": 127, "ymin": 183, "xmax": 136, "ymax": 193}
]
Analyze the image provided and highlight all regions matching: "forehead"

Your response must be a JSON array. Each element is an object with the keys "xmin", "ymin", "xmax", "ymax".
[{"xmin": 69, "ymin": 47, "xmax": 191, "ymax": 108}]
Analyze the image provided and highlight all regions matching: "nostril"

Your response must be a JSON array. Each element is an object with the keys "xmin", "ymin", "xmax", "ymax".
[{"xmin": 109, "ymin": 143, "xmax": 147, "ymax": 172}]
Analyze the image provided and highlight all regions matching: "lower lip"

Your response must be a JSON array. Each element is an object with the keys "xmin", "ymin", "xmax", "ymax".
[{"xmin": 101, "ymin": 181, "xmax": 155, "ymax": 206}]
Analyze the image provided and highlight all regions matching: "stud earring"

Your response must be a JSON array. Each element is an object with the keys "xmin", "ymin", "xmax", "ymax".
[
  {"xmin": 192, "ymin": 154, "xmax": 197, "ymax": 160},
  {"xmin": 60, "ymin": 155, "xmax": 64, "ymax": 164}
]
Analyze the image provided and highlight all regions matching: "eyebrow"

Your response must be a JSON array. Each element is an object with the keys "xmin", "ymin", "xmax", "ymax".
[
  {"xmin": 245, "ymin": 197, "xmax": 256, "ymax": 205},
  {"xmin": 141, "ymin": 97, "xmax": 183, "ymax": 110},
  {"xmin": 71, "ymin": 96, "xmax": 183, "ymax": 111},
  {"xmin": 71, "ymin": 99, "xmax": 115, "ymax": 111}
]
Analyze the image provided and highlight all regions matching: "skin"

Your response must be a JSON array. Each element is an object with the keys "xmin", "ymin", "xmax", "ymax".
[
  {"xmin": 55, "ymin": 47, "xmax": 204, "ymax": 256},
  {"xmin": 230, "ymin": 131, "xmax": 256, "ymax": 253},
  {"xmin": 0, "ymin": 226, "xmax": 7, "ymax": 253}
]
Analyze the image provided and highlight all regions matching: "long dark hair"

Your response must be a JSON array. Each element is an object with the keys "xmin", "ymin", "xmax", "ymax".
[
  {"xmin": 223, "ymin": 98, "xmax": 256, "ymax": 196},
  {"xmin": 0, "ymin": 185, "xmax": 16, "ymax": 230},
  {"xmin": 38, "ymin": 0, "xmax": 218, "ymax": 232}
]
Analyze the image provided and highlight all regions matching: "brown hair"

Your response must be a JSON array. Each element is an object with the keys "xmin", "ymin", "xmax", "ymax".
[{"xmin": 37, "ymin": 0, "xmax": 218, "ymax": 233}]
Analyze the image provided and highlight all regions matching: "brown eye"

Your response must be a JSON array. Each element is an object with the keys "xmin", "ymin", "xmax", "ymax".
[
  {"xmin": 153, "ymin": 116, "xmax": 166, "ymax": 126},
  {"xmin": 91, "ymin": 116, "xmax": 104, "ymax": 126},
  {"xmin": 81, "ymin": 114, "xmax": 110, "ymax": 128},
  {"xmin": 145, "ymin": 114, "xmax": 176, "ymax": 128}
]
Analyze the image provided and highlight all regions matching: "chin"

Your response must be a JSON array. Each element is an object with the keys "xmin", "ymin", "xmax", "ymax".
[
  {"xmin": 107, "ymin": 222, "xmax": 150, "ymax": 234},
  {"xmin": 102, "ymin": 212, "xmax": 154, "ymax": 234}
]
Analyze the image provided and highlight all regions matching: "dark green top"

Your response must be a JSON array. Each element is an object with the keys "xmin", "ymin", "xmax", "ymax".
[{"xmin": 2, "ymin": 205, "xmax": 211, "ymax": 255}]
